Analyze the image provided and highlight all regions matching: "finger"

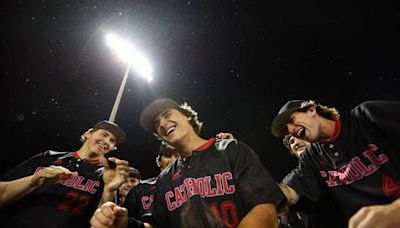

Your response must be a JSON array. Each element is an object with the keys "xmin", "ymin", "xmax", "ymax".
[
  {"xmin": 101, "ymin": 157, "xmax": 110, "ymax": 171},
  {"xmin": 113, "ymin": 206, "xmax": 128, "ymax": 224},
  {"xmin": 91, "ymin": 210, "xmax": 113, "ymax": 227},
  {"xmin": 108, "ymin": 157, "xmax": 129, "ymax": 167},
  {"xmin": 48, "ymin": 165, "xmax": 74, "ymax": 174},
  {"xmin": 349, "ymin": 207, "xmax": 369, "ymax": 228},
  {"xmin": 100, "ymin": 202, "xmax": 117, "ymax": 219}
]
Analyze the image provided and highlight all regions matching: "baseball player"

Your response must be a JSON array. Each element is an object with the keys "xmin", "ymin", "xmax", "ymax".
[
  {"xmin": 272, "ymin": 100, "xmax": 400, "ymax": 228},
  {"xmin": 123, "ymin": 143, "xmax": 180, "ymax": 225},
  {"xmin": 90, "ymin": 99, "xmax": 285, "ymax": 228},
  {"xmin": 0, "ymin": 120, "xmax": 129, "ymax": 227},
  {"xmin": 140, "ymin": 98, "xmax": 285, "ymax": 227},
  {"xmin": 117, "ymin": 167, "xmax": 141, "ymax": 206}
]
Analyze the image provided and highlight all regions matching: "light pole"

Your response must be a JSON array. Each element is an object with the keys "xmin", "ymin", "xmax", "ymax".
[
  {"xmin": 108, "ymin": 62, "xmax": 131, "ymax": 123},
  {"xmin": 105, "ymin": 33, "xmax": 153, "ymax": 123}
]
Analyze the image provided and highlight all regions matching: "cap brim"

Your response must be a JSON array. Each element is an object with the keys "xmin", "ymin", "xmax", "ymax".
[
  {"xmin": 94, "ymin": 122, "xmax": 126, "ymax": 144},
  {"xmin": 140, "ymin": 99, "xmax": 180, "ymax": 132},
  {"xmin": 271, "ymin": 107, "xmax": 299, "ymax": 137}
]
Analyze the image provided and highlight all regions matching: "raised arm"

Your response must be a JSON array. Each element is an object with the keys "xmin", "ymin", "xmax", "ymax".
[{"xmin": 0, "ymin": 165, "xmax": 77, "ymax": 209}]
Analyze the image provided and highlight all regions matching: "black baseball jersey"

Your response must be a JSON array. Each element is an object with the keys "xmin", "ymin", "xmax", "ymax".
[
  {"xmin": 283, "ymin": 101, "xmax": 400, "ymax": 224},
  {"xmin": 125, "ymin": 177, "xmax": 157, "ymax": 219},
  {"xmin": 0, "ymin": 150, "xmax": 105, "ymax": 228},
  {"xmin": 144, "ymin": 138, "xmax": 286, "ymax": 228}
]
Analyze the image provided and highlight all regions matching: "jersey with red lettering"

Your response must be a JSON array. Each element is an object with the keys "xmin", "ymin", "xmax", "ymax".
[
  {"xmin": 125, "ymin": 177, "xmax": 157, "ymax": 220},
  {"xmin": 0, "ymin": 150, "xmax": 104, "ymax": 227},
  {"xmin": 283, "ymin": 101, "xmax": 400, "ymax": 225},
  {"xmin": 144, "ymin": 138, "xmax": 285, "ymax": 228}
]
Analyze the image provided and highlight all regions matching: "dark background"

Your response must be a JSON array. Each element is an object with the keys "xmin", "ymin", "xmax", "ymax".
[{"xmin": 2, "ymin": 0, "xmax": 400, "ymax": 181}]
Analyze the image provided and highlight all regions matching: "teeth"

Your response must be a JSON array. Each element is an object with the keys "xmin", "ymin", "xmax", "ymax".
[
  {"xmin": 165, "ymin": 127, "xmax": 175, "ymax": 136},
  {"xmin": 298, "ymin": 128, "xmax": 305, "ymax": 138},
  {"xmin": 98, "ymin": 144, "xmax": 105, "ymax": 149}
]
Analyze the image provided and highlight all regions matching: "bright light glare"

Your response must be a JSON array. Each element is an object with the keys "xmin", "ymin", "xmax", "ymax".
[{"xmin": 106, "ymin": 33, "xmax": 153, "ymax": 79}]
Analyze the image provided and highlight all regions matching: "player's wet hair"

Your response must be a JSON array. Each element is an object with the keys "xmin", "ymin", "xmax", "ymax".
[
  {"xmin": 298, "ymin": 100, "xmax": 340, "ymax": 121},
  {"xmin": 178, "ymin": 102, "xmax": 203, "ymax": 134}
]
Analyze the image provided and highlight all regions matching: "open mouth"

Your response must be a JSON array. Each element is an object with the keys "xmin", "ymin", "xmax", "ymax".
[
  {"xmin": 97, "ymin": 143, "xmax": 106, "ymax": 150},
  {"xmin": 297, "ymin": 127, "xmax": 306, "ymax": 139},
  {"xmin": 165, "ymin": 126, "xmax": 176, "ymax": 136}
]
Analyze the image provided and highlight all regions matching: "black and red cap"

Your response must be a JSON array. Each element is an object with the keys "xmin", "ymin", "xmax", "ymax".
[
  {"xmin": 271, "ymin": 100, "xmax": 305, "ymax": 137},
  {"xmin": 92, "ymin": 120, "xmax": 126, "ymax": 145},
  {"xmin": 140, "ymin": 98, "xmax": 181, "ymax": 133}
]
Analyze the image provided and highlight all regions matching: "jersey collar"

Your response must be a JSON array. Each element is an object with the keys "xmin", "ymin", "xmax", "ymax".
[
  {"xmin": 195, "ymin": 138, "xmax": 216, "ymax": 151},
  {"xmin": 327, "ymin": 119, "xmax": 341, "ymax": 143},
  {"xmin": 73, "ymin": 152, "xmax": 101, "ymax": 164}
]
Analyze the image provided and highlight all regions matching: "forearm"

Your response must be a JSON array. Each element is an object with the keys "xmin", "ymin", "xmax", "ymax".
[
  {"xmin": 0, "ymin": 175, "xmax": 38, "ymax": 209},
  {"xmin": 237, "ymin": 203, "xmax": 278, "ymax": 228},
  {"xmin": 98, "ymin": 185, "xmax": 118, "ymax": 207}
]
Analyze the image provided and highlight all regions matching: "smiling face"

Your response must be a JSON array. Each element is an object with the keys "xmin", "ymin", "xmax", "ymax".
[
  {"xmin": 288, "ymin": 136, "xmax": 310, "ymax": 157},
  {"xmin": 119, "ymin": 177, "xmax": 140, "ymax": 197},
  {"xmin": 83, "ymin": 129, "xmax": 117, "ymax": 157},
  {"xmin": 154, "ymin": 108, "xmax": 194, "ymax": 146},
  {"xmin": 286, "ymin": 107, "xmax": 321, "ymax": 142}
]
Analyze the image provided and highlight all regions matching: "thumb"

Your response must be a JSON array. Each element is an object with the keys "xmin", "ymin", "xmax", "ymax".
[{"xmin": 101, "ymin": 157, "xmax": 110, "ymax": 171}]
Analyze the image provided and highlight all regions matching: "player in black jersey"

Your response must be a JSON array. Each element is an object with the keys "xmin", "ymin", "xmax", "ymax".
[
  {"xmin": 91, "ymin": 98, "xmax": 285, "ymax": 228},
  {"xmin": 0, "ymin": 120, "xmax": 130, "ymax": 227},
  {"xmin": 117, "ymin": 167, "xmax": 141, "ymax": 206},
  {"xmin": 140, "ymin": 98, "xmax": 285, "ymax": 227},
  {"xmin": 123, "ymin": 143, "xmax": 180, "ymax": 225},
  {"xmin": 272, "ymin": 100, "xmax": 400, "ymax": 228}
]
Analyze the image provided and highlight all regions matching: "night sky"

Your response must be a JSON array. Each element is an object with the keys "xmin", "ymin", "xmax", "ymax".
[{"xmin": 2, "ymin": 0, "xmax": 400, "ymax": 181}]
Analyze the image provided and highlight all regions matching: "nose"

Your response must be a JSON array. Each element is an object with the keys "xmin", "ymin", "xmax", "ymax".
[{"xmin": 287, "ymin": 124, "xmax": 296, "ymax": 134}]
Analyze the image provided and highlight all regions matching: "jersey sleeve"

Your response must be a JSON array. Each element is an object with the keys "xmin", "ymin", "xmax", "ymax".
[
  {"xmin": 1, "ymin": 151, "xmax": 48, "ymax": 181},
  {"xmin": 228, "ymin": 141, "xmax": 286, "ymax": 211},
  {"xmin": 142, "ymin": 181, "xmax": 170, "ymax": 228},
  {"xmin": 125, "ymin": 186, "xmax": 140, "ymax": 218},
  {"xmin": 282, "ymin": 154, "xmax": 322, "ymax": 202},
  {"xmin": 357, "ymin": 101, "xmax": 400, "ymax": 148}
]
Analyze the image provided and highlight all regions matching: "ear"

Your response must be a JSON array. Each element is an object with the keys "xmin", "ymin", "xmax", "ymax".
[
  {"xmin": 307, "ymin": 107, "xmax": 317, "ymax": 117},
  {"xmin": 186, "ymin": 116, "xmax": 192, "ymax": 122},
  {"xmin": 155, "ymin": 157, "xmax": 161, "ymax": 168},
  {"xmin": 81, "ymin": 128, "xmax": 94, "ymax": 142}
]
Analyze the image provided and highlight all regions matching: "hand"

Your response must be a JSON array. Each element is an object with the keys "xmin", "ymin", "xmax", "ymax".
[
  {"xmin": 90, "ymin": 201, "xmax": 128, "ymax": 228},
  {"xmin": 30, "ymin": 165, "xmax": 78, "ymax": 187},
  {"xmin": 216, "ymin": 132, "xmax": 234, "ymax": 139},
  {"xmin": 102, "ymin": 157, "xmax": 129, "ymax": 192},
  {"xmin": 349, "ymin": 199, "xmax": 400, "ymax": 228}
]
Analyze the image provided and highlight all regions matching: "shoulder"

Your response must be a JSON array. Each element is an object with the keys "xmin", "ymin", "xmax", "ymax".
[
  {"xmin": 141, "ymin": 177, "xmax": 157, "ymax": 185},
  {"xmin": 214, "ymin": 138, "xmax": 238, "ymax": 151},
  {"xmin": 353, "ymin": 100, "xmax": 399, "ymax": 113}
]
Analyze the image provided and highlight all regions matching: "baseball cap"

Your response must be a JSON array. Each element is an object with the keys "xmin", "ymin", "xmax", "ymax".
[
  {"xmin": 128, "ymin": 167, "xmax": 141, "ymax": 179},
  {"xmin": 140, "ymin": 98, "xmax": 181, "ymax": 132},
  {"xmin": 92, "ymin": 120, "xmax": 126, "ymax": 144},
  {"xmin": 158, "ymin": 142, "xmax": 179, "ymax": 157},
  {"xmin": 271, "ymin": 100, "xmax": 305, "ymax": 137}
]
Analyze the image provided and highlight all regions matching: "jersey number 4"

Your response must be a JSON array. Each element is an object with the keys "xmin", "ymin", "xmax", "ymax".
[
  {"xmin": 58, "ymin": 191, "xmax": 92, "ymax": 215},
  {"xmin": 382, "ymin": 173, "xmax": 400, "ymax": 197}
]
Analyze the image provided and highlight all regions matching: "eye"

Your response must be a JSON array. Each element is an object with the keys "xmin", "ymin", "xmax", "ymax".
[
  {"xmin": 165, "ymin": 112, "xmax": 172, "ymax": 118},
  {"xmin": 289, "ymin": 116, "xmax": 295, "ymax": 124},
  {"xmin": 289, "ymin": 138, "xmax": 295, "ymax": 145},
  {"xmin": 154, "ymin": 119, "xmax": 160, "ymax": 130}
]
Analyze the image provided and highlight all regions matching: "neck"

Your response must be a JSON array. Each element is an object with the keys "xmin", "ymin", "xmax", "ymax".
[
  {"xmin": 174, "ymin": 133, "xmax": 207, "ymax": 157},
  {"xmin": 76, "ymin": 144, "xmax": 103, "ymax": 160},
  {"xmin": 319, "ymin": 117, "xmax": 337, "ymax": 143}
]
